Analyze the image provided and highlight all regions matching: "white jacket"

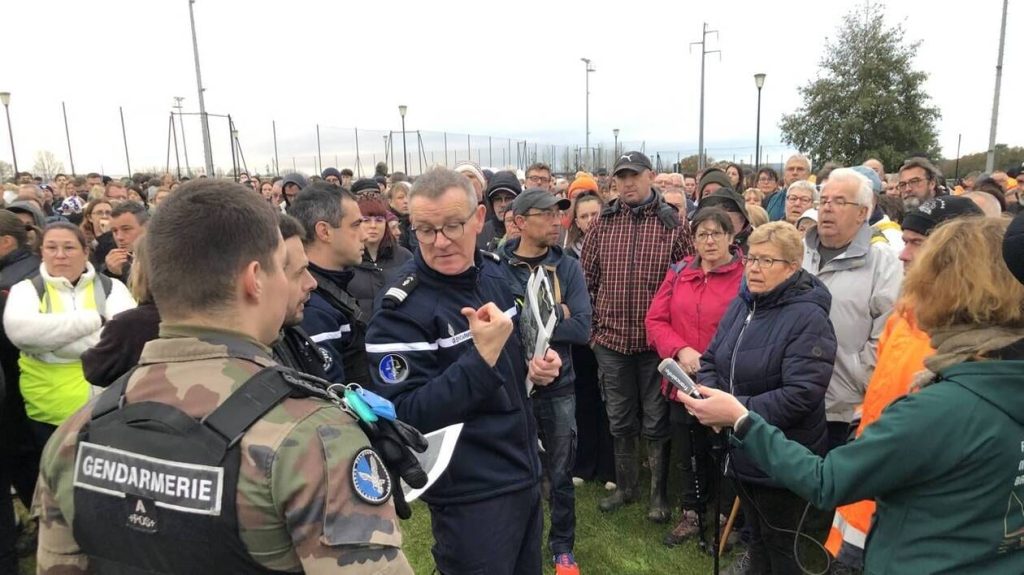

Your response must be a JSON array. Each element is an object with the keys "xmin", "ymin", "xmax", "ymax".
[
  {"xmin": 803, "ymin": 224, "xmax": 903, "ymax": 424},
  {"xmin": 3, "ymin": 263, "xmax": 136, "ymax": 364}
]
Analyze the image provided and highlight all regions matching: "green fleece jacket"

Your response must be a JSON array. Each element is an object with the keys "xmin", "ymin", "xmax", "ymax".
[{"xmin": 733, "ymin": 359, "xmax": 1024, "ymax": 574}]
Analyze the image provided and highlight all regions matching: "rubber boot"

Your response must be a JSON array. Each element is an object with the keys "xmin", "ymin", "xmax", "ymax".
[
  {"xmin": 646, "ymin": 438, "xmax": 671, "ymax": 523},
  {"xmin": 599, "ymin": 436, "xmax": 638, "ymax": 512}
]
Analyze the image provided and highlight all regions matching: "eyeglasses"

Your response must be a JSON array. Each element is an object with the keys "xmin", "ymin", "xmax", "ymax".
[
  {"xmin": 819, "ymin": 196, "xmax": 861, "ymax": 209},
  {"xmin": 526, "ymin": 175, "xmax": 552, "ymax": 184},
  {"xmin": 786, "ymin": 195, "xmax": 813, "ymax": 204},
  {"xmin": 696, "ymin": 231, "xmax": 725, "ymax": 242},
  {"xmin": 895, "ymin": 177, "xmax": 927, "ymax": 191},
  {"xmin": 742, "ymin": 255, "xmax": 790, "ymax": 269},
  {"xmin": 413, "ymin": 218, "xmax": 471, "ymax": 245}
]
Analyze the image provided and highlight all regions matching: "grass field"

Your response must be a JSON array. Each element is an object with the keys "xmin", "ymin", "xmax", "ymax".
[
  {"xmin": 17, "ymin": 478, "xmax": 739, "ymax": 574},
  {"xmin": 401, "ymin": 481, "xmax": 733, "ymax": 575}
]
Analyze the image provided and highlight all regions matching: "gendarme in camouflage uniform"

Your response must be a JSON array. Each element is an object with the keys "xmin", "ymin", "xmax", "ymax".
[{"xmin": 33, "ymin": 325, "xmax": 412, "ymax": 574}]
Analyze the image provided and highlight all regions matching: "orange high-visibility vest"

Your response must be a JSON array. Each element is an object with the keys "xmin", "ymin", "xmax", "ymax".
[{"xmin": 825, "ymin": 309, "xmax": 934, "ymax": 556}]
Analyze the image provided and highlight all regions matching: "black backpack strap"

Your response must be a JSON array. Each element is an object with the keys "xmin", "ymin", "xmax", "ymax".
[
  {"xmin": 308, "ymin": 268, "xmax": 367, "ymax": 327},
  {"xmin": 201, "ymin": 366, "xmax": 295, "ymax": 448},
  {"xmin": 91, "ymin": 367, "xmax": 138, "ymax": 419}
]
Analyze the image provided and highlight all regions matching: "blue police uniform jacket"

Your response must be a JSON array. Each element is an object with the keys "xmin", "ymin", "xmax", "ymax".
[
  {"xmin": 365, "ymin": 249, "xmax": 542, "ymax": 505},
  {"xmin": 299, "ymin": 264, "xmax": 351, "ymax": 385}
]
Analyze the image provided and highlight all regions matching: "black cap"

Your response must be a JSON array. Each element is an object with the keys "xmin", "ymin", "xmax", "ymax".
[
  {"xmin": 486, "ymin": 170, "xmax": 523, "ymax": 199},
  {"xmin": 612, "ymin": 151, "xmax": 653, "ymax": 176},
  {"xmin": 699, "ymin": 187, "xmax": 749, "ymax": 225},
  {"xmin": 511, "ymin": 189, "xmax": 571, "ymax": 215},
  {"xmin": 321, "ymin": 167, "xmax": 342, "ymax": 180},
  {"xmin": 351, "ymin": 178, "xmax": 380, "ymax": 194},
  {"xmin": 902, "ymin": 196, "xmax": 983, "ymax": 237}
]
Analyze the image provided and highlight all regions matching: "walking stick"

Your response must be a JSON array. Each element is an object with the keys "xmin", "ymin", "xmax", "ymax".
[{"xmin": 719, "ymin": 496, "xmax": 741, "ymax": 557}]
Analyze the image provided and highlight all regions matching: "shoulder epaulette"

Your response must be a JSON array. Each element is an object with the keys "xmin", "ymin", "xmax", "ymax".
[
  {"xmin": 382, "ymin": 273, "xmax": 419, "ymax": 309},
  {"xmin": 479, "ymin": 250, "xmax": 501, "ymax": 262}
]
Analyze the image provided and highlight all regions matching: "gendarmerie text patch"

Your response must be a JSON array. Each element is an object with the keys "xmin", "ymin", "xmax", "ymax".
[{"xmin": 73, "ymin": 442, "xmax": 224, "ymax": 516}]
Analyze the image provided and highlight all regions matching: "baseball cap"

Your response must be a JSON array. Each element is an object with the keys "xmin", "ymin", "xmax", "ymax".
[
  {"xmin": 511, "ymin": 189, "xmax": 571, "ymax": 216},
  {"xmin": 612, "ymin": 151, "xmax": 653, "ymax": 176},
  {"xmin": 901, "ymin": 196, "xmax": 983, "ymax": 237}
]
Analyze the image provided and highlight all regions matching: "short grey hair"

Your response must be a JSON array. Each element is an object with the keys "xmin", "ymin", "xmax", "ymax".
[
  {"xmin": 827, "ymin": 168, "xmax": 874, "ymax": 208},
  {"xmin": 786, "ymin": 180, "xmax": 819, "ymax": 202},
  {"xmin": 410, "ymin": 167, "xmax": 476, "ymax": 207},
  {"xmin": 786, "ymin": 154, "xmax": 813, "ymax": 171}
]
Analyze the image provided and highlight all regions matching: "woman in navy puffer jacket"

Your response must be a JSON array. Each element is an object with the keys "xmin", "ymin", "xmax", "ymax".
[{"xmin": 698, "ymin": 221, "xmax": 837, "ymax": 574}]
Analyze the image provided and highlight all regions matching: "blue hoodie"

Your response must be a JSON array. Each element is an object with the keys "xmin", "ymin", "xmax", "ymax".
[{"xmin": 497, "ymin": 239, "xmax": 592, "ymax": 396}]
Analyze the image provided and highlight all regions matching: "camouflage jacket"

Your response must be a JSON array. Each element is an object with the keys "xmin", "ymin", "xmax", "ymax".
[{"xmin": 32, "ymin": 324, "xmax": 412, "ymax": 574}]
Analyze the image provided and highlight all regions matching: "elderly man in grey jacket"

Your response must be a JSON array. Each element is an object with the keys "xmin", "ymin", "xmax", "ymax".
[{"xmin": 803, "ymin": 167, "xmax": 902, "ymax": 450}]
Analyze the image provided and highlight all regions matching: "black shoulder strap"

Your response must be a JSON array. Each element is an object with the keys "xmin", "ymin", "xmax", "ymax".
[
  {"xmin": 91, "ymin": 367, "xmax": 137, "ymax": 419},
  {"xmin": 31, "ymin": 274, "xmax": 45, "ymax": 300},
  {"xmin": 308, "ymin": 268, "xmax": 367, "ymax": 327},
  {"xmin": 96, "ymin": 273, "xmax": 113, "ymax": 296},
  {"xmin": 656, "ymin": 199, "xmax": 680, "ymax": 231},
  {"xmin": 201, "ymin": 366, "xmax": 295, "ymax": 448}
]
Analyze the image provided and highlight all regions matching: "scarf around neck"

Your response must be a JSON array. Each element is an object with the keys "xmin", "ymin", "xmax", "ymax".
[{"xmin": 912, "ymin": 324, "xmax": 1024, "ymax": 390}]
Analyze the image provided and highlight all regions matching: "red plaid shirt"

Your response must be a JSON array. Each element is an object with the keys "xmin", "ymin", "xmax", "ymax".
[{"xmin": 581, "ymin": 190, "xmax": 693, "ymax": 354}]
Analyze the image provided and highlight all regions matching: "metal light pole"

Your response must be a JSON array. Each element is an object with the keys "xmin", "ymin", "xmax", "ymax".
[
  {"xmin": 230, "ymin": 126, "xmax": 239, "ymax": 181},
  {"xmin": 613, "ymin": 128, "xmax": 620, "ymax": 159},
  {"xmin": 174, "ymin": 97, "xmax": 192, "ymax": 176},
  {"xmin": 0, "ymin": 92, "xmax": 17, "ymax": 174},
  {"xmin": 188, "ymin": 0, "xmax": 215, "ymax": 177},
  {"xmin": 754, "ymin": 73, "xmax": 766, "ymax": 173},
  {"xmin": 985, "ymin": 0, "xmax": 1008, "ymax": 173},
  {"xmin": 62, "ymin": 101, "xmax": 76, "ymax": 176},
  {"xmin": 398, "ymin": 105, "xmax": 408, "ymax": 174},
  {"xmin": 272, "ymin": 120, "xmax": 279, "ymax": 176},
  {"xmin": 580, "ymin": 58, "xmax": 595, "ymax": 169},
  {"xmin": 119, "ymin": 106, "xmax": 132, "ymax": 176},
  {"xmin": 690, "ymin": 23, "xmax": 720, "ymax": 170}
]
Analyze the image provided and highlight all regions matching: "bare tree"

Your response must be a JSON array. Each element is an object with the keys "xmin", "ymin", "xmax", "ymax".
[{"xmin": 32, "ymin": 150, "xmax": 66, "ymax": 181}]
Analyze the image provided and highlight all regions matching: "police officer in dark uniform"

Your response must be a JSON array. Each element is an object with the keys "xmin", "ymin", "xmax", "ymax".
[
  {"xmin": 365, "ymin": 168, "xmax": 562, "ymax": 575},
  {"xmin": 33, "ymin": 180, "xmax": 413, "ymax": 574},
  {"xmin": 287, "ymin": 182, "xmax": 371, "ymax": 386}
]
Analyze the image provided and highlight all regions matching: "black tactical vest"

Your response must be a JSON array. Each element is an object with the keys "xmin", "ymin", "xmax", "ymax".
[{"xmin": 72, "ymin": 365, "xmax": 312, "ymax": 574}]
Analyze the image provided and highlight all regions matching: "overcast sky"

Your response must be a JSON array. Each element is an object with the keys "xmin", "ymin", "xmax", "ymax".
[{"xmin": 2, "ymin": 0, "xmax": 1020, "ymax": 177}]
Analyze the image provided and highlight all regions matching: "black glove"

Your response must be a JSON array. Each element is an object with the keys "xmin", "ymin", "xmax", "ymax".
[{"xmin": 358, "ymin": 417, "xmax": 428, "ymax": 519}]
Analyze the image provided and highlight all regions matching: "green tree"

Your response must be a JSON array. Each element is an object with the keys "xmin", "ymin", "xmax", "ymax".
[
  {"xmin": 938, "ymin": 145, "xmax": 1024, "ymax": 179},
  {"xmin": 678, "ymin": 154, "xmax": 713, "ymax": 174},
  {"xmin": 779, "ymin": 2, "xmax": 940, "ymax": 171}
]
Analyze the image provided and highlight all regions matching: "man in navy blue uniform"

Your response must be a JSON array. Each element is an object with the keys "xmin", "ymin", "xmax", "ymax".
[
  {"xmin": 288, "ymin": 182, "xmax": 368, "ymax": 385},
  {"xmin": 365, "ymin": 168, "xmax": 562, "ymax": 575},
  {"xmin": 497, "ymin": 189, "xmax": 592, "ymax": 574}
]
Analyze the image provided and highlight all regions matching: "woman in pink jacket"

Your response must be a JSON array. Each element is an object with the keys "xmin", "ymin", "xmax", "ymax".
[{"xmin": 645, "ymin": 206, "xmax": 744, "ymax": 547}]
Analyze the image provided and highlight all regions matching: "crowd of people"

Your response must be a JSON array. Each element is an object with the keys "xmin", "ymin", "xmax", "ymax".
[{"xmin": 0, "ymin": 151, "xmax": 1023, "ymax": 575}]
